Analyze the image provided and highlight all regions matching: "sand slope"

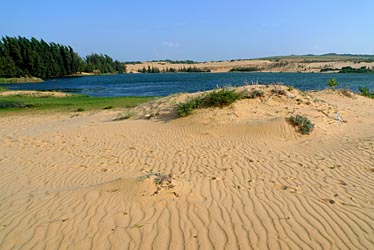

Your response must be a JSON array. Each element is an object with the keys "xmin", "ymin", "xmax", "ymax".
[{"xmin": 0, "ymin": 86, "xmax": 374, "ymax": 249}]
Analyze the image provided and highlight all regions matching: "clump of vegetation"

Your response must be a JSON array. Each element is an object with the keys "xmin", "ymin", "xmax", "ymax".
[
  {"xmin": 0, "ymin": 36, "xmax": 123, "ymax": 79},
  {"xmin": 339, "ymin": 88, "xmax": 354, "ymax": 98},
  {"xmin": 359, "ymin": 87, "xmax": 374, "ymax": 98},
  {"xmin": 138, "ymin": 66, "xmax": 160, "ymax": 73},
  {"xmin": 271, "ymin": 89, "xmax": 287, "ymax": 96},
  {"xmin": 339, "ymin": 66, "xmax": 374, "ymax": 74},
  {"xmin": 176, "ymin": 88, "xmax": 243, "ymax": 117},
  {"xmin": 242, "ymin": 89, "xmax": 265, "ymax": 99},
  {"xmin": 287, "ymin": 86, "xmax": 294, "ymax": 91},
  {"xmin": 229, "ymin": 66, "xmax": 259, "ymax": 72},
  {"xmin": 103, "ymin": 105, "xmax": 113, "ymax": 110},
  {"xmin": 139, "ymin": 170, "xmax": 174, "ymax": 190},
  {"xmin": 113, "ymin": 111, "xmax": 135, "ymax": 120},
  {"xmin": 328, "ymin": 78, "xmax": 338, "ymax": 90},
  {"xmin": 76, "ymin": 107, "xmax": 85, "ymax": 112},
  {"xmin": 176, "ymin": 98, "xmax": 204, "ymax": 117},
  {"xmin": 289, "ymin": 115, "xmax": 314, "ymax": 135},
  {"xmin": 0, "ymin": 100, "xmax": 31, "ymax": 109},
  {"xmin": 203, "ymin": 88, "xmax": 243, "ymax": 107}
]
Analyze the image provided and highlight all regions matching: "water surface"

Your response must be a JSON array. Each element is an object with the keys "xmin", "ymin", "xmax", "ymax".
[{"xmin": 3, "ymin": 73, "xmax": 374, "ymax": 97}]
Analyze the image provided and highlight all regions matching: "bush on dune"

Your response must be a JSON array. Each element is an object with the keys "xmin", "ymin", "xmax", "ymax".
[
  {"xmin": 176, "ymin": 88, "xmax": 242, "ymax": 117},
  {"xmin": 289, "ymin": 115, "xmax": 314, "ymax": 135}
]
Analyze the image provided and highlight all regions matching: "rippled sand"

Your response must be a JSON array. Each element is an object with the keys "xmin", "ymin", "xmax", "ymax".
[{"xmin": 1, "ymin": 86, "xmax": 373, "ymax": 249}]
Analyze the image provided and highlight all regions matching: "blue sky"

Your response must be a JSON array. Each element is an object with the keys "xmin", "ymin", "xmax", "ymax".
[{"xmin": 1, "ymin": 0, "xmax": 374, "ymax": 61}]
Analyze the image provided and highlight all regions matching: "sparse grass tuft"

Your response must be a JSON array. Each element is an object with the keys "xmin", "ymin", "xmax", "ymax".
[
  {"xmin": 113, "ymin": 111, "xmax": 135, "ymax": 120},
  {"xmin": 242, "ymin": 89, "xmax": 265, "ymax": 99},
  {"xmin": 339, "ymin": 88, "xmax": 354, "ymax": 98},
  {"xmin": 76, "ymin": 107, "xmax": 85, "ymax": 112},
  {"xmin": 289, "ymin": 115, "xmax": 314, "ymax": 135},
  {"xmin": 271, "ymin": 89, "xmax": 287, "ymax": 96}
]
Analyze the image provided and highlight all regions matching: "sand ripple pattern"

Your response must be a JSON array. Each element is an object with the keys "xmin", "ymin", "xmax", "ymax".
[{"xmin": 1, "ymin": 96, "xmax": 374, "ymax": 249}]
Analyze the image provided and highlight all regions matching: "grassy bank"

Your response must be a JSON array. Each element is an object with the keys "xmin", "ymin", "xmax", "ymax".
[
  {"xmin": 0, "ymin": 77, "xmax": 44, "ymax": 84},
  {"xmin": 0, "ymin": 94, "xmax": 152, "ymax": 115}
]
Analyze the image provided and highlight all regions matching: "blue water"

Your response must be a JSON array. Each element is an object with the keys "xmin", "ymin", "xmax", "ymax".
[{"xmin": 3, "ymin": 73, "xmax": 374, "ymax": 97}]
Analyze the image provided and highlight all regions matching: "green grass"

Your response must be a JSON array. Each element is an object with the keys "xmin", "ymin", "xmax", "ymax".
[
  {"xmin": 0, "ymin": 78, "xmax": 11, "ymax": 84},
  {"xmin": 0, "ymin": 94, "xmax": 152, "ymax": 115}
]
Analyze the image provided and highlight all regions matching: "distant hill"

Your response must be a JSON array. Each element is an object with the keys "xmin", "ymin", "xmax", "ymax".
[{"xmin": 260, "ymin": 53, "xmax": 374, "ymax": 62}]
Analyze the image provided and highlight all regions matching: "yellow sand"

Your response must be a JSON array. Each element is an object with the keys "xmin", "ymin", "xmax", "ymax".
[
  {"xmin": 125, "ymin": 60, "xmax": 374, "ymax": 73},
  {"xmin": 0, "ymin": 85, "xmax": 373, "ymax": 249}
]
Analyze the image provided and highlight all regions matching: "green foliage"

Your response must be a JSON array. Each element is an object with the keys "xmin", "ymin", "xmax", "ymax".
[
  {"xmin": 0, "ymin": 95, "xmax": 151, "ymax": 114},
  {"xmin": 178, "ymin": 66, "xmax": 210, "ymax": 73},
  {"xmin": 229, "ymin": 66, "xmax": 259, "ymax": 72},
  {"xmin": 0, "ymin": 36, "xmax": 123, "ymax": 79},
  {"xmin": 163, "ymin": 66, "xmax": 210, "ymax": 73},
  {"xmin": 339, "ymin": 66, "xmax": 374, "ymax": 73},
  {"xmin": 84, "ymin": 53, "xmax": 124, "ymax": 74},
  {"xmin": 76, "ymin": 107, "xmax": 85, "ymax": 112},
  {"xmin": 138, "ymin": 66, "xmax": 160, "ymax": 73},
  {"xmin": 359, "ymin": 87, "xmax": 374, "ymax": 98},
  {"xmin": 176, "ymin": 97, "xmax": 203, "ymax": 117},
  {"xmin": 289, "ymin": 115, "xmax": 314, "ymax": 135},
  {"xmin": 176, "ymin": 88, "xmax": 242, "ymax": 117},
  {"xmin": 328, "ymin": 78, "xmax": 338, "ymax": 89}
]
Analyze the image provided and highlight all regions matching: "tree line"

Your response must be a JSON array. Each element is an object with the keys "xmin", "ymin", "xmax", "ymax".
[
  {"xmin": 138, "ymin": 65, "xmax": 210, "ymax": 73},
  {"xmin": 0, "ymin": 36, "xmax": 124, "ymax": 79}
]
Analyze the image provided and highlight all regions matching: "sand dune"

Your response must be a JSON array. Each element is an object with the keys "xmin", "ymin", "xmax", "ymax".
[{"xmin": 1, "ymin": 85, "xmax": 374, "ymax": 249}]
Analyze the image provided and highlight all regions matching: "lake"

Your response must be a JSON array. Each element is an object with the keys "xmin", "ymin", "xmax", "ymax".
[{"xmin": 3, "ymin": 73, "xmax": 374, "ymax": 97}]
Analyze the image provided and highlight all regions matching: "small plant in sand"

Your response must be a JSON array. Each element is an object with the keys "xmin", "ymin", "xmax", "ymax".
[
  {"xmin": 139, "ymin": 171, "xmax": 174, "ymax": 188},
  {"xmin": 242, "ymin": 89, "xmax": 265, "ymax": 99},
  {"xmin": 76, "ymin": 107, "xmax": 85, "ymax": 112},
  {"xmin": 339, "ymin": 87, "xmax": 354, "ymax": 98},
  {"xmin": 271, "ymin": 88, "xmax": 287, "ymax": 96},
  {"xmin": 287, "ymin": 86, "xmax": 294, "ymax": 91},
  {"xmin": 328, "ymin": 78, "xmax": 338, "ymax": 90},
  {"xmin": 176, "ymin": 88, "xmax": 242, "ymax": 117},
  {"xmin": 113, "ymin": 111, "xmax": 135, "ymax": 120},
  {"xmin": 359, "ymin": 86, "xmax": 374, "ymax": 98},
  {"xmin": 289, "ymin": 115, "xmax": 314, "ymax": 135}
]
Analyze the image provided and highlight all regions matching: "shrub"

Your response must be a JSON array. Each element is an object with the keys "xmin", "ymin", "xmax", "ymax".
[
  {"xmin": 328, "ymin": 78, "xmax": 338, "ymax": 90},
  {"xmin": 176, "ymin": 88, "xmax": 242, "ymax": 117},
  {"xmin": 76, "ymin": 107, "xmax": 85, "ymax": 112},
  {"xmin": 176, "ymin": 97, "xmax": 203, "ymax": 117},
  {"xmin": 289, "ymin": 115, "xmax": 314, "ymax": 135},
  {"xmin": 203, "ymin": 88, "xmax": 242, "ymax": 107},
  {"xmin": 230, "ymin": 66, "xmax": 259, "ymax": 72},
  {"xmin": 0, "ymin": 100, "xmax": 31, "ymax": 109},
  {"xmin": 359, "ymin": 86, "xmax": 374, "ymax": 98}
]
